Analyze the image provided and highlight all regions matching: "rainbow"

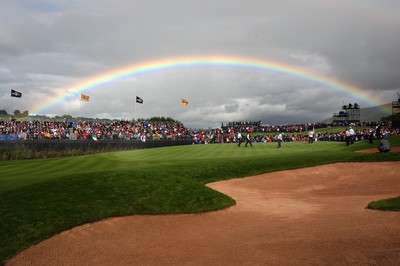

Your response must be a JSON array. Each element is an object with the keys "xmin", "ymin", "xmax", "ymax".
[{"xmin": 31, "ymin": 55, "xmax": 391, "ymax": 115}]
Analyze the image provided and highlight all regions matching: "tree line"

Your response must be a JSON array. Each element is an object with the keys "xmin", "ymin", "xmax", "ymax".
[{"xmin": 0, "ymin": 109, "xmax": 29, "ymax": 116}]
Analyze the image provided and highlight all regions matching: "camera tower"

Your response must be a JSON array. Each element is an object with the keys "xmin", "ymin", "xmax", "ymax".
[
  {"xmin": 332, "ymin": 103, "xmax": 360, "ymax": 123},
  {"xmin": 392, "ymin": 92, "xmax": 400, "ymax": 128}
]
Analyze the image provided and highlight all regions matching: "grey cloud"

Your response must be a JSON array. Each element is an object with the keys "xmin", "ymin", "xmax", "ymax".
[{"xmin": 224, "ymin": 104, "xmax": 239, "ymax": 113}]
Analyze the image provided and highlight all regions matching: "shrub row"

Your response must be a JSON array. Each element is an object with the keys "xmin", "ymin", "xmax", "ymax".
[{"xmin": 0, "ymin": 140, "xmax": 192, "ymax": 160}]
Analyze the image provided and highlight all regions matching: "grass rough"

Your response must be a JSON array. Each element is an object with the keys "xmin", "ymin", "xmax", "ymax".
[{"xmin": 367, "ymin": 196, "xmax": 400, "ymax": 211}]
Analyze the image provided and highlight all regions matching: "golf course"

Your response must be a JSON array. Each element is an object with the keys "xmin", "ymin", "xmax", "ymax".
[{"xmin": 1, "ymin": 137, "xmax": 400, "ymax": 265}]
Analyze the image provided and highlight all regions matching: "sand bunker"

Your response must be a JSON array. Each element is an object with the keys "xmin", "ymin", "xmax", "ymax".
[
  {"xmin": 7, "ymin": 162, "xmax": 400, "ymax": 265},
  {"xmin": 356, "ymin": 145, "xmax": 400, "ymax": 153}
]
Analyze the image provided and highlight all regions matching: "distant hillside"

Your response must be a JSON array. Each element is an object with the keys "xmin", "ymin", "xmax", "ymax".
[
  {"xmin": 360, "ymin": 103, "xmax": 392, "ymax": 121},
  {"xmin": 324, "ymin": 103, "xmax": 392, "ymax": 122}
]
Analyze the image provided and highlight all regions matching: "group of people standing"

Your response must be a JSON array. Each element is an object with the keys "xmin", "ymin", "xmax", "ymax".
[
  {"xmin": 345, "ymin": 127, "xmax": 356, "ymax": 146},
  {"xmin": 237, "ymin": 131, "xmax": 283, "ymax": 148},
  {"xmin": 237, "ymin": 131, "xmax": 253, "ymax": 147}
]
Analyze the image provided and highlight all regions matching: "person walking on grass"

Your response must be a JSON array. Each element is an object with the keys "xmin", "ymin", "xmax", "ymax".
[
  {"xmin": 368, "ymin": 127, "xmax": 375, "ymax": 144},
  {"xmin": 308, "ymin": 129, "xmax": 315, "ymax": 144},
  {"xmin": 237, "ymin": 132, "xmax": 243, "ymax": 147},
  {"xmin": 277, "ymin": 132, "xmax": 283, "ymax": 149},
  {"xmin": 245, "ymin": 131, "xmax": 253, "ymax": 147},
  {"xmin": 345, "ymin": 128, "xmax": 351, "ymax": 146},
  {"xmin": 349, "ymin": 126, "xmax": 355, "ymax": 144}
]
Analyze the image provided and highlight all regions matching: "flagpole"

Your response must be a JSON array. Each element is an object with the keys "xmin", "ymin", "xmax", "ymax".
[
  {"xmin": 9, "ymin": 93, "xmax": 12, "ymax": 121},
  {"xmin": 134, "ymin": 100, "xmax": 136, "ymax": 120},
  {"xmin": 79, "ymin": 95, "xmax": 82, "ymax": 122}
]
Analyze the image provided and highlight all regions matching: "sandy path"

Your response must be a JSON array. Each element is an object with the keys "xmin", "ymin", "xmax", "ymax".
[{"xmin": 7, "ymin": 162, "xmax": 400, "ymax": 266}]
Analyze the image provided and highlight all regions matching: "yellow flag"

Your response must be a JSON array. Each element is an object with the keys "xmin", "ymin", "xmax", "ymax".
[
  {"xmin": 81, "ymin": 93, "xmax": 90, "ymax": 101},
  {"xmin": 181, "ymin": 98, "xmax": 189, "ymax": 106}
]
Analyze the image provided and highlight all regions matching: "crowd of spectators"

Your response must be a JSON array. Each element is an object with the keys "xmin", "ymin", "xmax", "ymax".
[
  {"xmin": 202, "ymin": 121, "xmax": 398, "ymax": 144},
  {"xmin": 0, "ymin": 120, "xmax": 192, "ymax": 141},
  {"xmin": 223, "ymin": 121, "xmax": 328, "ymax": 134},
  {"xmin": 0, "ymin": 119, "xmax": 398, "ymax": 144}
]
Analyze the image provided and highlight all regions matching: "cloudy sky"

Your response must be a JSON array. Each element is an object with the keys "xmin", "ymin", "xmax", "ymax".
[{"xmin": 1, "ymin": 0, "xmax": 399, "ymax": 128}]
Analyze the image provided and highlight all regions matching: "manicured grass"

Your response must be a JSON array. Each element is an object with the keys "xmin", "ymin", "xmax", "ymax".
[
  {"xmin": 248, "ymin": 126, "xmax": 371, "ymax": 135},
  {"xmin": 314, "ymin": 126, "xmax": 369, "ymax": 133},
  {"xmin": 1, "ymin": 136, "xmax": 400, "ymax": 264},
  {"xmin": 367, "ymin": 196, "xmax": 400, "ymax": 211}
]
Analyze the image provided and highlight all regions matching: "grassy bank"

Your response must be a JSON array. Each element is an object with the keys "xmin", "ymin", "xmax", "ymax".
[
  {"xmin": 1, "ymin": 137, "xmax": 399, "ymax": 264},
  {"xmin": 367, "ymin": 196, "xmax": 400, "ymax": 211}
]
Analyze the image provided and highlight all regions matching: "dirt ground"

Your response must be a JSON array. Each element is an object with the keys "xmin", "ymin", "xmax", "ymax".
[
  {"xmin": 7, "ymin": 161, "xmax": 400, "ymax": 266},
  {"xmin": 355, "ymin": 146, "xmax": 400, "ymax": 153}
]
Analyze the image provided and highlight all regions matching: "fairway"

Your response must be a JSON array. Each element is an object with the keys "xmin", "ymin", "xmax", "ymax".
[{"xmin": 1, "ymin": 137, "xmax": 400, "ymax": 265}]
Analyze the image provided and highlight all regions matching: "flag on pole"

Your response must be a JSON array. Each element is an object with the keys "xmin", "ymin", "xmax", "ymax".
[
  {"xmin": 11, "ymin": 89, "xmax": 22, "ymax": 98},
  {"xmin": 181, "ymin": 98, "xmax": 189, "ymax": 106},
  {"xmin": 81, "ymin": 93, "xmax": 90, "ymax": 101},
  {"xmin": 136, "ymin": 96, "xmax": 143, "ymax": 104}
]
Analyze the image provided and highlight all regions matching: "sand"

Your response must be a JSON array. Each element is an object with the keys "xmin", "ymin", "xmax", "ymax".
[{"xmin": 7, "ymin": 161, "xmax": 400, "ymax": 265}]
